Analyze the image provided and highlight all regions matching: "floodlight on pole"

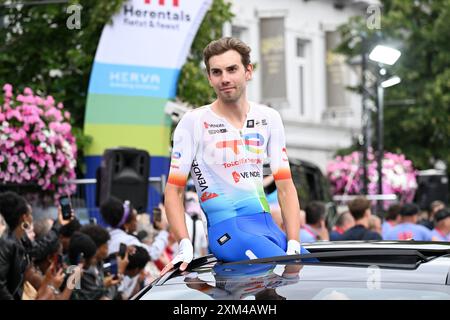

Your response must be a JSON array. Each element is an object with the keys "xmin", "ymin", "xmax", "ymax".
[
  {"xmin": 369, "ymin": 45, "xmax": 401, "ymax": 65},
  {"xmin": 381, "ymin": 76, "xmax": 401, "ymax": 88}
]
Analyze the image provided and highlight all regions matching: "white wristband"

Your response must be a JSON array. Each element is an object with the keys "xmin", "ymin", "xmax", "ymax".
[
  {"xmin": 171, "ymin": 238, "xmax": 194, "ymax": 265},
  {"xmin": 286, "ymin": 239, "xmax": 301, "ymax": 255}
]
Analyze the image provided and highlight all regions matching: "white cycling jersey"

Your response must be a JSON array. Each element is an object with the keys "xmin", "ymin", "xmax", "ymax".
[{"xmin": 167, "ymin": 102, "xmax": 292, "ymax": 226}]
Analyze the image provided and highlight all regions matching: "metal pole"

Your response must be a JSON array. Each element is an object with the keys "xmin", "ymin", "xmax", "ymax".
[
  {"xmin": 361, "ymin": 43, "xmax": 369, "ymax": 195},
  {"xmin": 376, "ymin": 82, "xmax": 384, "ymax": 215}
]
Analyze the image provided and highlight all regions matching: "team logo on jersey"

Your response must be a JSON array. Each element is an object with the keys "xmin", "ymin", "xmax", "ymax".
[
  {"xmin": 170, "ymin": 151, "xmax": 181, "ymax": 169},
  {"xmin": 247, "ymin": 120, "xmax": 254, "ymax": 128},
  {"xmin": 204, "ymin": 122, "xmax": 224, "ymax": 129},
  {"xmin": 192, "ymin": 160, "xmax": 208, "ymax": 192},
  {"xmin": 216, "ymin": 133, "xmax": 264, "ymax": 155},
  {"xmin": 232, "ymin": 170, "xmax": 261, "ymax": 183},
  {"xmin": 222, "ymin": 158, "xmax": 262, "ymax": 168},
  {"xmin": 172, "ymin": 151, "xmax": 181, "ymax": 159},
  {"xmin": 282, "ymin": 147, "xmax": 288, "ymax": 162},
  {"xmin": 200, "ymin": 192, "xmax": 218, "ymax": 202},
  {"xmin": 398, "ymin": 232, "xmax": 414, "ymax": 240},
  {"xmin": 232, "ymin": 171, "xmax": 240, "ymax": 183},
  {"xmin": 208, "ymin": 129, "xmax": 227, "ymax": 135}
]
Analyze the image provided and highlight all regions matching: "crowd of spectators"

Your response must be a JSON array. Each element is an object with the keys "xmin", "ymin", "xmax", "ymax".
[
  {"xmin": 0, "ymin": 189, "xmax": 208, "ymax": 300},
  {"xmin": 1, "ymin": 186, "xmax": 448, "ymax": 300}
]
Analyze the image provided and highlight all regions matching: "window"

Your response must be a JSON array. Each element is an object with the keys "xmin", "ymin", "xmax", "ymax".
[{"xmin": 294, "ymin": 38, "xmax": 309, "ymax": 116}]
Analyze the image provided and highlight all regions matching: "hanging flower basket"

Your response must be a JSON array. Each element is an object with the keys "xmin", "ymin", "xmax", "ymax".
[
  {"xmin": 0, "ymin": 84, "xmax": 77, "ymax": 202},
  {"xmin": 326, "ymin": 150, "xmax": 418, "ymax": 204}
]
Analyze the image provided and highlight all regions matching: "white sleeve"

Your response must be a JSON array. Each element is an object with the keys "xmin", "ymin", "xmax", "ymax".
[
  {"xmin": 167, "ymin": 112, "xmax": 198, "ymax": 187},
  {"xmin": 267, "ymin": 109, "xmax": 292, "ymax": 181}
]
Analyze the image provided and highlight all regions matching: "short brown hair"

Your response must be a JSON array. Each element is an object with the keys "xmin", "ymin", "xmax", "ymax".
[
  {"xmin": 348, "ymin": 197, "xmax": 371, "ymax": 220},
  {"xmin": 203, "ymin": 37, "xmax": 251, "ymax": 74}
]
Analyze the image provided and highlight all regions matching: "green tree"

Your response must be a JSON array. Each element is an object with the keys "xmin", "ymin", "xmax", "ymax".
[
  {"xmin": 335, "ymin": 0, "xmax": 450, "ymax": 178},
  {"xmin": 0, "ymin": 0, "xmax": 234, "ymax": 174},
  {"xmin": 177, "ymin": 0, "xmax": 234, "ymax": 107},
  {"xmin": 0, "ymin": 0, "xmax": 126, "ymax": 173}
]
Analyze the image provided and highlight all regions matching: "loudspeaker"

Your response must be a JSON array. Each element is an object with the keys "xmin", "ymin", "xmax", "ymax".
[
  {"xmin": 96, "ymin": 147, "xmax": 150, "ymax": 213},
  {"xmin": 415, "ymin": 171, "xmax": 448, "ymax": 210}
]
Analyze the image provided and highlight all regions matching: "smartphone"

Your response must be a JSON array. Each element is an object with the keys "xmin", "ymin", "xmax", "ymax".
[
  {"xmin": 59, "ymin": 196, "xmax": 72, "ymax": 220},
  {"xmin": 153, "ymin": 207, "xmax": 162, "ymax": 224},
  {"xmin": 110, "ymin": 259, "xmax": 118, "ymax": 279},
  {"xmin": 118, "ymin": 243, "xmax": 127, "ymax": 259}
]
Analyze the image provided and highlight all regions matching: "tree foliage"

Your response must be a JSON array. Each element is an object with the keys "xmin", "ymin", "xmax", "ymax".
[
  {"xmin": 177, "ymin": 0, "xmax": 234, "ymax": 107},
  {"xmin": 335, "ymin": 0, "xmax": 450, "ymax": 176},
  {"xmin": 0, "ymin": 0, "xmax": 234, "ymax": 174}
]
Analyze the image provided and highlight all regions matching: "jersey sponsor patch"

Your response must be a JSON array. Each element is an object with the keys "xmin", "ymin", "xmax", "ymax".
[
  {"xmin": 200, "ymin": 192, "xmax": 218, "ymax": 202},
  {"xmin": 217, "ymin": 233, "xmax": 231, "ymax": 245}
]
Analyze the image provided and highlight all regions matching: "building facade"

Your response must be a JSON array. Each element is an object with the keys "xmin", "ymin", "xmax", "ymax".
[{"xmin": 224, "ymin": 0, "xmax": 377, "ymax": 172}]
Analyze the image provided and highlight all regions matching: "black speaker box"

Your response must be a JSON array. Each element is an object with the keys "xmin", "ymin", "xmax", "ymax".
[
  {"xmin": 415, "ymin": 171, "xmax": 448, "ymax": 210},
  {"xmin": 96, "ymin": 147, "xmax": 150, "ymax": 213}
]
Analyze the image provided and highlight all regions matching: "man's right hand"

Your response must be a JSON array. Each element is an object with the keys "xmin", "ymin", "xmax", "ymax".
[{"xmin": 160, "ymin": 238, "xmax": 193, "ymax": 276}]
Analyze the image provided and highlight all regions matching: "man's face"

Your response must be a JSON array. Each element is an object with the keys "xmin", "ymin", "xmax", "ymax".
[{"xmin": 207, "ymin": 50, "xmax": 252, "ymax": 104}]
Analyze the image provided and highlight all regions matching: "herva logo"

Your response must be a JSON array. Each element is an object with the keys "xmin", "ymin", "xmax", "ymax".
[{"xmin": 144, "ymin": 0, "xmax": 179, "ymax": 6}]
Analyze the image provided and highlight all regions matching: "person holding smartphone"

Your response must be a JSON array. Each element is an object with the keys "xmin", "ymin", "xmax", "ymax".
[{"xmin": 100, "ymin": 197, "xmax": 169, "ymax": 262}]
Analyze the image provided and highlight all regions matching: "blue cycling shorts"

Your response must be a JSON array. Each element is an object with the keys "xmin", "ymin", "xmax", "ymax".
[{"xmin": 208, "ymin": 212, "xmax": 312, "ymax": 262}]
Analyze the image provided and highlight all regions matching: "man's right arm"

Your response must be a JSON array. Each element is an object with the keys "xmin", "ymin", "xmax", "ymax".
[
  {"xmin": 164, "ymin": 184, "xmax": 190, "ymax": 242},
  {"xmin": 160, "ymin": 111, "xmax": 198, "ymax": 276}
]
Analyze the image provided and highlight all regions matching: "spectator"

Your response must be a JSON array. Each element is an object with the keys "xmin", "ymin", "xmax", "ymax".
[
  {"xmin": 368, "ymin": 215, "xmax": 382, "ymax": 237},
  {"xmin": 117, "ymin": 245, "xmax": 150, "ymax": 300},
  {"xmin": 299, "ymin": 201, "xmax": 329, "ymax": 243},
  {"xmin": 59, "ymin": 218, "xmax": 81, "ymax": 254},
  {"xmin": 431, "ymin": 209, "xmax": 450, "ymax": 241},
  {"xmin": 419, "ymin": 201, "xmax": 446, "ymax": 230},
  {"xmin": 382, "ymin": 204, "xmax": 401, "ymax": 239},
  {"xmin": 0, "ymin": 214, "xmax": 7, "ymax": 238},
  {"xmin": 33, "ymin": 219, "xmax": 54, "ymax": 240},
  {"xmin": 27, "ymin": 235, "xmax": 72, "ymax": 300},
  {"xmin": 80, "ymin": 224, "xmax": 123, "ymax": 299},
  {"xmin": 0, "ymin": 191, "xmax": 34, "ymax": 300},
  {"xmin": 68, "ymin": 232, "xmax": 105, "ymax": 300},
  {"xmin": 330, "ymin": 211, "xmax": 355, "ymax": 241},
  {"xmin": 100, "ymin": 197, "xmax": 169, "ymax": 261},
  {"xmin": 384, "ymin": 203, "xmax": 432, "ymax": 241},
  {"xmin": 339, "ymin": 197, "xmax": 382, "ymax": 241}
]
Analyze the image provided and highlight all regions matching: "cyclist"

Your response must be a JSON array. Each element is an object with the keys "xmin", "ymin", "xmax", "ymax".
[{"xmin": 161, "ymin": 37, "xmax": 310, "ymax": 276}]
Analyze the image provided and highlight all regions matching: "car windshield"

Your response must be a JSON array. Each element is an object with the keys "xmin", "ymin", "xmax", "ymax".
[{"xmin": 137, "ymin": 250, "xmax": 450, "ymax": 300}]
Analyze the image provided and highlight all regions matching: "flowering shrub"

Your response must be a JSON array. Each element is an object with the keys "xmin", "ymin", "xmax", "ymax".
[
  {"xmin": 0, "ymin": 84, "xmax": 77, "ymax": 200},
  {"xmin": 327, "ymin": 150, "xmax": 418, "ymax": 203}
]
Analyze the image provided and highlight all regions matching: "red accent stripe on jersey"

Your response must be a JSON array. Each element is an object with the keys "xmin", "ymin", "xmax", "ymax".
[
  {"xmin": 273, "ymin": 168, "xmax": 292, "ymax": 180},
  {"xmin": 167, "ymin": 174, "xmax": 187, "ymax": 187}
]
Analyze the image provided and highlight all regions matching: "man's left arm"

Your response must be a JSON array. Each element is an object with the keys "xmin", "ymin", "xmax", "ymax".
[
  {"xmin": 267, "ymin": 109, "xmax": 301, "ymax": 252},
  {"xmin": 275, "ymin": 178, "xmax": 300, "ymax": 242}
]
